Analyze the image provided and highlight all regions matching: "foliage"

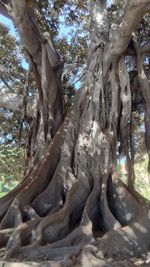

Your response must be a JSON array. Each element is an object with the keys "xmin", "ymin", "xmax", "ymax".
[
  {"xmin": 0, "ymin": 22, "xmax": 25, "ymax": 95},
  {"xmin": 118, "ymin": 155, "xmax": 150, "ymax": 200},
  {"xmin": 134, "ymin": 155, "xmax": 150, "ymax": 199},
  {"xmin": 0, "ymin": 145, "xmax": 25, "ymax": 196},
  {"xmin": 0, "ymin": 23, "xmax": 31, "ymax": 146}
]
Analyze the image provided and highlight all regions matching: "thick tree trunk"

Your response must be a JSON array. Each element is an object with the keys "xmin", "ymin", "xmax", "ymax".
[
  {"xmin": 0, "ymin": 0, "xmax": 150, "ymax": 265},
  {"xmin": 6, "ymin": 0, "xmax": 65, "ymax": 168}
]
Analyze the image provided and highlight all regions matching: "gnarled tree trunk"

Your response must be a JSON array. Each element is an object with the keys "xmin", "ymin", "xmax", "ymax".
[{"xmin": 0, "ymin": 0, "xmax": 150, "ymax": 266}]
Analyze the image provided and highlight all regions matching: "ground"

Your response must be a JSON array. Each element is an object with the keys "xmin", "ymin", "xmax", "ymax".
[
  {"xmin": 0, "ymin": 246, "xmax": 150, "ymax": 267},
  {"xmin": 0, "ymin": 257, "xmax": 150, "ymax": 267}
]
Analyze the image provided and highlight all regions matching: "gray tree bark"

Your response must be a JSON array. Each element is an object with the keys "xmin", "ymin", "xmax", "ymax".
[{"xmin": 1, "ymin": 0, "xmax": 65, "ymax": 166}]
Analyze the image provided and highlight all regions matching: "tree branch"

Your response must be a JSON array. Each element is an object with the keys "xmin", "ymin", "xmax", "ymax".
[
  {"xmin": 9, "ymin": 0, "xmax": 65, "ymax": 132},
  {"xmin": 103, "ymin": 0, "xmax": 149, "ymax": 77},
  {"xmin": 140, "ymin": 41, "xmax": 150, "ymax": 55},
  {"xmin": 10, "ymin": 0, "xmax": 60, "ymax": 73},
  {"xmin": 0, "ymin": 88, "xmax": 36, "ymax": 119},
  {"xmin": 0, "ymin": 1, "xmax": 12, "ymax": 20}
]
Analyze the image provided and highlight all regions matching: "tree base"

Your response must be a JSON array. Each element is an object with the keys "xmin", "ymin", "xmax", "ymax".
[{"xmin": 0, "ymin": 173, "xmax": 150, "ymax": 265}]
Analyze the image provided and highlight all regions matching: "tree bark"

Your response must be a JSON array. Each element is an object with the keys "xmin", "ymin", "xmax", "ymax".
[{"xmin": 1, "ymin": 0, "xmax": 65, "ymax": 166}]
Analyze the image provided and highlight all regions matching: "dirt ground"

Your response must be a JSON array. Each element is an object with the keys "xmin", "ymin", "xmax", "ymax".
[
  {"xmin": 0, "ymin": 257, "xmax": 150, "ymax": 267},
  {"xmin": 1, "ymin": 247, "xmax": 150, "ymax": 267}
]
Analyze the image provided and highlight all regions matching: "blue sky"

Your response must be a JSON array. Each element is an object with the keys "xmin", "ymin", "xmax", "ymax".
[
  {"xmin": 0, "ymin": 13, "xmax": 80, "ymax": 89},
  {"xmin": 0, "ymin": 15, "xmax": 18, "ymax": 38},
  {"xmin": 0, "ymin": 15, "xmax": 29, "ymax": 70},
  {"xmin": 0, "ymin": 14, "xmax": 74, "ymax": 70}
]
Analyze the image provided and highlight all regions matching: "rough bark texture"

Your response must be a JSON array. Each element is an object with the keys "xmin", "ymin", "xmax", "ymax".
[
  {"xmin": 0, "ymin": 0, "xmax": 150, "ymax": 266},
  {"xmin": 7, "ymin": 0, "xmax": 65, "ymax": 167}
]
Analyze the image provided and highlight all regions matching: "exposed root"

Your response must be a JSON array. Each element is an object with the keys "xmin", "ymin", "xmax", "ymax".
[
  {"xmin": 8, "ymin": 244, "xmax": 83, "ymax": 261},
  {"xmin": 0, "ymin": 199, "xmax": 14, "ymax": 222},
  {"xmin": 31, "ymin": 117, "xmax": 76, "ymax": 217},
  {"xmin": 130, "ymin": 189, "xmax": 150, "ymax": 210},
  {"xmin": 107, "ymin": 176, "xmax": 144, "ymax": 225},
  {"xmin": 0, "ymin": 229, "xmax": 14, "ymax": 248},
  {"xmin": 34, "ymin": 179, "xmax": 90, "ymax": 244},
  {"xmin": 3, "ymin": 205, "xmax": 41, "ymax": 257},
  {"xmin": 22, "ymin": 205, "xmax": 40, "ymax": 221},
  {"xmin": 5, "ymin": 218, "xmax": 40, "ymax": 259},
  {"xmin": 97, "ymin": 214, "xmax": 150, "ymax": 258},
  {"xmin": 0, "ymin": 117, "xmax": 70, "ymax": 231},
  {"xmin": 48, "ymin": 221, "xmax": 93, "ymax": 249},
  {"xmin": 32, "ymin": 167, "xmax": 65, "ymax": 216},
  {"xmin": 0, "ymin": 199, "xmax": 22, "ymax": 230},
  {"xmin": 44, "ymin": 177, "xmax": 105, "ymax": 249},
  {"xmin": 100, "ymin": 174, "xmax": 121, "ymax": 231}
]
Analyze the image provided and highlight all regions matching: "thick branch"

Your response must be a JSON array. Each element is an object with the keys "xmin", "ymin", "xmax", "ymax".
[
  {"xmin": 9, "ymin": 0, "xmax": 64, "ymax": 138},
  {"xmin": 140, "ymin": 41, "xmax": 150, "ymax": 55},
  {"xmin": 10, "ymin": 1, "xmax": 60, "ymax": 74},
  {"xmin": 0, "ymin": 89, "xmax": 36, "ymax": 118},
  {"xmin": 104, "ymin": 0, "xmax": 149, "ymax": 76},
  {"xmin": 0, "ymin": 1, "xmax": 12, "ymax": 20}
]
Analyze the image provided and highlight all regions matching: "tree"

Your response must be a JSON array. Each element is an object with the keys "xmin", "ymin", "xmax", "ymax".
[{"xmin": 0, "ymin": 0, "xmax": 150, "ymax": 265}]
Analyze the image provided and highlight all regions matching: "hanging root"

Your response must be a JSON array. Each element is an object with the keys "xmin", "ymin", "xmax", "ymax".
[
  {"xmin": 133, "ymin": 36, "xmax": 150, "ymax": 175},
  {"xmin": 118, "ymin": 57, "xmax": 135, "ymax": 189}
]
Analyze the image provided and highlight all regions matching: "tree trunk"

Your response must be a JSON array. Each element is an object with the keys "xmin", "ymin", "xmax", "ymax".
[
  {"xmin": 0, "ymin": 0, "xmax": 150, "ymax": 265},
  {"xmin": 8, "ymin": 0, "xmax": 65, "ymax": 168}
]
